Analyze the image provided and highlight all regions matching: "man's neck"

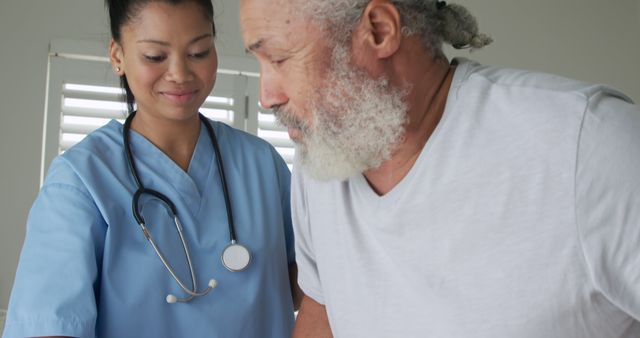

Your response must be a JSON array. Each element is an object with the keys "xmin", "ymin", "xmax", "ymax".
[{"xmin": 363, "ymin": 58, "xmax": 455, "ymax": 196}]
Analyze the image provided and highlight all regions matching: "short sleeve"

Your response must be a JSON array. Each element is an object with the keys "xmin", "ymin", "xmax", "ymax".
[
  {"xmin": 290, "ymin": 158, "xmax": 324, "ymax": 304},
  {"xmin": 576, "ymin": 91, "xmax": 640, "ymax": 319},
  {"xmin": 3, "ymin": 157, "xmax": 106, "ymax": 338}
]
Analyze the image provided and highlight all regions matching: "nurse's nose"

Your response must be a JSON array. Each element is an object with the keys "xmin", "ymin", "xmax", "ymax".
[{"xmin": 166, "ymin": 57, "xmax": 195, "ymax": 84}]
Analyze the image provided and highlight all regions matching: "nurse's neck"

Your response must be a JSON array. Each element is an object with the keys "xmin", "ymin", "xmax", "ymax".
[{"xmin": 130, "ymin": 111, "xmax": 201, "ymax": 172}]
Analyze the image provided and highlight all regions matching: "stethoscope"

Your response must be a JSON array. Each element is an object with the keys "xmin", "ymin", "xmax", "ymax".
[{"xmin": 123, "ymin": 111, "xmax": 251, "ymax": 304}]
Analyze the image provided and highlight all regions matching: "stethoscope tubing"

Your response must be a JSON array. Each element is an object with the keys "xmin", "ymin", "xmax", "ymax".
[
  {"xmin": 200, "ymin": 114, "xmax": 238, "ymax": 243},
  {"xmin": 124, "ymin": 112, "xmax": 238, "ymax": 242},
  {"xmin": 123, "ymin": 111, "xmax": 245, "ymax": 302}
]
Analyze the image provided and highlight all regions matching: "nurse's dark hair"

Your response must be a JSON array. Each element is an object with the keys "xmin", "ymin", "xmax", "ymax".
[{"xmin": 105, "ymin": 0, "xmax": 216, "ymax": 114}]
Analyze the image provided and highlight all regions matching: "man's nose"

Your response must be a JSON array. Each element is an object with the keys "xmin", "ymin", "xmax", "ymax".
[{"xmin": 259, "ymin": 67, "xmax": 288, "ymax": 109}]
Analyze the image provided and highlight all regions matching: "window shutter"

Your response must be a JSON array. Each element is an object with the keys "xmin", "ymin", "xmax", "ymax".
[{"xmin": 60, "ymin": 83, "xmax": 127, "ymax": 151}]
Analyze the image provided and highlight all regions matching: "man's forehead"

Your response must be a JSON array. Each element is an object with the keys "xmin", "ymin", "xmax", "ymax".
[
  {"xmin": 240, "ymin": 0, "xmax": 294, "ymax": 31},
  {"xmin": 240, "ymin": 0, "xmax": 295, "ymax": 17},
  {"xmin": 240, "ymin": 0, "xmax": 312, "ymax": 52}
]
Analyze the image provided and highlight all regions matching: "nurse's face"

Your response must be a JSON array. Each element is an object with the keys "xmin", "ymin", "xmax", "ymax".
[{"xmin": 109, "ymin": 1, "xmax": 218, "ymax": 123}]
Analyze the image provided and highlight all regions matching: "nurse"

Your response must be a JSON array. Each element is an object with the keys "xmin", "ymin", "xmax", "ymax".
[{"xmin": 2, "ymin": 0, "xmax": 299, "ymax": 337}]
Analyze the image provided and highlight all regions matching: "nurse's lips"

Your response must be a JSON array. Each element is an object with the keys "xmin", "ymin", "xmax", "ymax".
[{"xmin": 161, "ymin": 90, "xmax": 198, "ymax": 104}]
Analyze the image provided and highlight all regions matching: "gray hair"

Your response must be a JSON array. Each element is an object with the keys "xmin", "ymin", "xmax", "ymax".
[{"xmin": 295, "ymin": 0, "xmax": 492, "ymax": 55}]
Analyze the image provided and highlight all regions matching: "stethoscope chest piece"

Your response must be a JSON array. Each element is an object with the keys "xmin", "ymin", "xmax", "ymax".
[
  {"xmin": 222, "ymin": 242, "xmax": 251, "ymax": 272},
  {"xmin": 124, "ymin": 112, "xmax": 253, "ymax": 303}
]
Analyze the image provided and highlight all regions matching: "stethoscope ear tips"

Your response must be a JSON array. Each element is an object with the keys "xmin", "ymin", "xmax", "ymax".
[
  {"xmin": 166, "ymin": 294, "xmax": 178, "ymax": 304},
  {"xmin": 165, "ymin": 280, "xmax": 217, "ymax": 304}
]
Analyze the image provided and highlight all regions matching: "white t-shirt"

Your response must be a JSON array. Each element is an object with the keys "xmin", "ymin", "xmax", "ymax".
[{"xmin": 291, "ymin": 58, "xmax": 640, "ymax": 338}]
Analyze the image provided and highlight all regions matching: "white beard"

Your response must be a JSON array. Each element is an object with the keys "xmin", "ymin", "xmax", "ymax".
[{"xmin": 275, "ymin": 45, "xmax": 408, "ymax": 181}]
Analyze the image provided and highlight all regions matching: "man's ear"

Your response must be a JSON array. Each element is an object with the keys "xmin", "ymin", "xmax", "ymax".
[
  {"xmin": 354, "ymin": 0, "xmax": 402, "ymax": 59},
  {"xmin": 109, "ymin": 39, "xmax": 125, "ymax": 76}
]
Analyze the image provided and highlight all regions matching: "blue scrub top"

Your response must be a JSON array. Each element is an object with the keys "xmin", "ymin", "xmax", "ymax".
[{"xmin": 3, "ymin": 119, "xmax": 295, "ymax": 338}]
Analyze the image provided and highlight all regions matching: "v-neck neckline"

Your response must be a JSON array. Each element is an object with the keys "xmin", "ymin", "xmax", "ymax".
[
  {"xmin": 351, "ymin": 58, "xmax": 471, "ymax": 207},
  {"xmin": 113, "ymin": 119, "xmax": 215, "ymax": 217}
]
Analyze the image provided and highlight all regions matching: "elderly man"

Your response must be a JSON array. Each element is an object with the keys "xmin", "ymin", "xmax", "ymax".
[{"xmin": 241, "ymin": 0, "xmax": 640, "ymax": 337}]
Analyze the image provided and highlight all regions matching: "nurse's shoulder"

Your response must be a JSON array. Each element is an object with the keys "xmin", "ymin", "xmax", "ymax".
[{"xmin": 44, "ymin": 120, "xmax": 124, "ymax": 188}]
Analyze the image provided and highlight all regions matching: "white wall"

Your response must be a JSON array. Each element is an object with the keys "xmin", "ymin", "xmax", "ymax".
[
  {"xmin": 0, "ymin": 0, "xmax": 638, "ymax": 311},
  {"xmin": 446, "ymin": 0, "xmax": 640, "ymax": 102}
]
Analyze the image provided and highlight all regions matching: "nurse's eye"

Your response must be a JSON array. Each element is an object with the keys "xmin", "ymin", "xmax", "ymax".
[
  {"xmin": 189, "ymin": 49, "xmax": 211, "ymax": 59},
  {"xmin": 144, "ymin": 54, "xmax": 166, "ymax": 63}
]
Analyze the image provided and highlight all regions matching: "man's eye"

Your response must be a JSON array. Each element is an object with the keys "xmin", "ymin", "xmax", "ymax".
[
  {"xmin": 144, "ymin": 55, "xmax": 166, "ymax": 62},
  {"xmin": 272, "ymin": 57, "xmax": 289, "ymax": 66}
]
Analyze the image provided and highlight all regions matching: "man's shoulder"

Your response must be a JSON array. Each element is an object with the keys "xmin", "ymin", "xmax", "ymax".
[{"xmin": 452, "ymin": 58, "xmax": 632, "ymax": 104}]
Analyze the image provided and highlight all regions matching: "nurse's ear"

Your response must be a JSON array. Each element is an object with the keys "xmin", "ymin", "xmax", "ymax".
[{"xmin": 109, "ymin": 39, "xmax": 125, "ymax": 76}]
